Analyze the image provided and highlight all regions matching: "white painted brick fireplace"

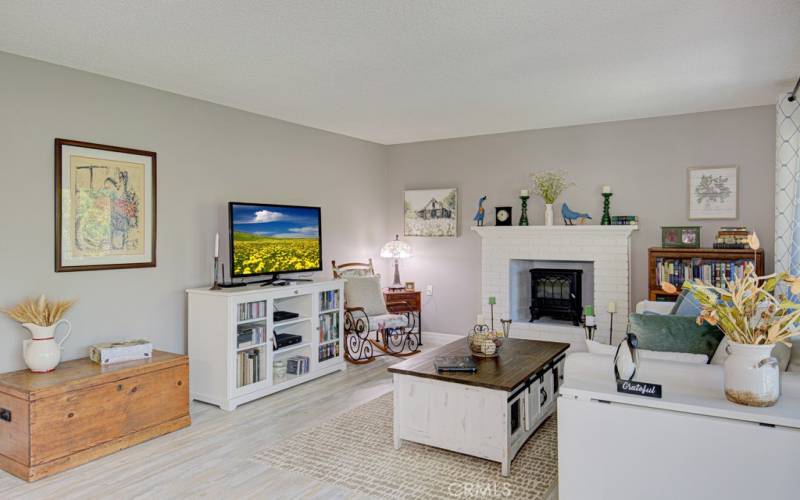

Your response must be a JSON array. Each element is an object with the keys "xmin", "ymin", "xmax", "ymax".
[{"xmin": 472, "ymin": 225, "xmax": 638, "ymax": 348}]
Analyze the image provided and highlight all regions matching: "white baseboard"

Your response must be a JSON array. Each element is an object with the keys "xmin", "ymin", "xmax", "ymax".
[{"xmin": 421, "ymin": 331, "xmax": 461, "ymax": 343}]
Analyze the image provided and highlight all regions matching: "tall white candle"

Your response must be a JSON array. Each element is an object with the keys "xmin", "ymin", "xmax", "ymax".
[
  {"xmin": 520, "ymin": 189, "xmax": 529, "ymax": 197},
  {"xmin": 477, "ymin": 314, "xmax": 485, "ymax": 325},
  {"xmin": 607, "ymin": 301, "xmax": 616, "ymax": 313},
  {"xmin": 215, "ymin": 232, "xmax": 219, "ymax": 258},
  {"xmin": 602, "ymin": 185, "xmax": 612, "ymax": 194}
]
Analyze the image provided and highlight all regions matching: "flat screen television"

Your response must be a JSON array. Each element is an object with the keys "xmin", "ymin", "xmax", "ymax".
[{"xmin": 228, "ymin": 202, "xmax": 322, "ymax": 280}]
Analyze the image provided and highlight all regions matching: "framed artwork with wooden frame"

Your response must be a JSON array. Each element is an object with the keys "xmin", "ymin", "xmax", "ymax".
[
  {"xmin": 687, "ymin": 165, "xmax": 738, "ymax": 220},
  {"xmin": 55, "ymin": 139, "xmax": 157, "ymax": 272}
]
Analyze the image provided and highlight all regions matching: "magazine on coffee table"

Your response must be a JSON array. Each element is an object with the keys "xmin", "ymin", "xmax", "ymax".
[{"xmin": 434, "ymin": 356, "xmax": 477, "ymax": 373}]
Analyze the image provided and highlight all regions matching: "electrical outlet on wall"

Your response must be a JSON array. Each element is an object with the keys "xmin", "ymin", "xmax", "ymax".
[{"xmin": 426, "ymin": 285, "xmax": 433, "ymax": 296}]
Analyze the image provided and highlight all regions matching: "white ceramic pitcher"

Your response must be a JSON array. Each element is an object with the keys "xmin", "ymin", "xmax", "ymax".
[
  {"xmin": 21, "ymin": 320, "xmax": 71, "ymax": 373},
  {"xmin": 723, "ymin": 341, "xmax": 780, "ymax": 407}
]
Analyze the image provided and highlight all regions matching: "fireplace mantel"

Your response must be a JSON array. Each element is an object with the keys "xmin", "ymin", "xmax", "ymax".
[
  {"xmin": 472, "ymin": 225, "xmax": 638, "ymax": 237},
  {"xmin": 472, "ymin": 224, "xmax": 638, "ymax": 348}
]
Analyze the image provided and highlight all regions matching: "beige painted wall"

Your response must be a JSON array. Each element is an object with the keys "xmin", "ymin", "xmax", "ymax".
[
  {"xmin": 0, "ymin": 52, "xmax": 388, "ymax": 371},
  {"xmin": 387, "ymin": 106, "xmax": 776, "ymax": 335}
]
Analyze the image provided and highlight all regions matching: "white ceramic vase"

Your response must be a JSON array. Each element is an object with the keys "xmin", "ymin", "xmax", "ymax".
[
  {"xmin": 723, "ymin": 341, "xmax": 780, "ymax": 407},
  {"xmin": 21, "ymin": 320, "xmax": 71, "ymax": 373},
  {"xmin": 544, "ymin": 204, "xmax": 554, "ymax": 226}
]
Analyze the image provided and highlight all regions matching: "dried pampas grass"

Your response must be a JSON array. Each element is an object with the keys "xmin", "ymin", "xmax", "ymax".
[{"xmin": 1, "ymin": 295, "xmax": 76, "ymax": 326}]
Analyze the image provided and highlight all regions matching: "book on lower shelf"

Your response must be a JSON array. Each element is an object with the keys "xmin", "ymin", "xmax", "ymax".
[
  {"xmin": 319, "ymin": 312, "xmax": 339, "ymax": 343},
  {"xmin": 318, "ymin": 342, "xmax": 340, "ymax": 362},
  {"xmin": 237, "ymin": 348, "xmax": 263, "ymax": 387},
  {"xmin": 286, "ymin": 355, "xmax": 310, "ymax": 375},
  {"xmin": 237, "ymin": 324, "xmax": 267, "ymax": 348}
]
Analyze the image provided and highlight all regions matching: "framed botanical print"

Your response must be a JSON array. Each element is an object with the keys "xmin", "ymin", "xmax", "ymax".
[
  {"xmin": 688, "ymin": 166, "xmax": 738, "ymax": 219},
  {"xmin": 404, "ymin": 188, "xmax": 457, "ymax": 237},
  {"xmin": 55, "ymin": 139, "xmax": 157, "ymax": 272}
]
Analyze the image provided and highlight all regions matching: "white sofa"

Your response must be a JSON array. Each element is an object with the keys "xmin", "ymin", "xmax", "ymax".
[{"xmin": 558, "ymin": 351, "xmax": 800, "ymax": 500}]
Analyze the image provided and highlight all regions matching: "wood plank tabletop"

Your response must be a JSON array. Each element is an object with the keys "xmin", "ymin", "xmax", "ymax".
[
  {"xmin": 388, "ymin": 338, "xmax": 569, "ymax": 392},
  {"xmin": 0, "ymin": 350, "xmax": 187, "ymax": 400}
]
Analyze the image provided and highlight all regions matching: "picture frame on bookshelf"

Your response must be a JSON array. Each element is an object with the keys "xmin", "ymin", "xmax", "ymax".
[
  {"xmin": 687, "ymin": 165, "xmax": 738, "ymax": 220},
  {"xmin": 661, "ymin": 226, "xmax": 701, "ymax": 248}
]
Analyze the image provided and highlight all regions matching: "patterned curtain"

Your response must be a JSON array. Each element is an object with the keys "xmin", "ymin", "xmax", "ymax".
[{"xmin": 775, "ymin": 94, "xmax": 800, "ymax": 275}]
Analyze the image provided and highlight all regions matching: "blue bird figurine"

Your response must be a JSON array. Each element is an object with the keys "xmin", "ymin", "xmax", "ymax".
[
  {"xmin": 473, "ymin": 196, "xmax": 487, "ymax": 226},
  {"xmin": 561, "ymin": 203, "xmax": 592, "ymax": 225}
]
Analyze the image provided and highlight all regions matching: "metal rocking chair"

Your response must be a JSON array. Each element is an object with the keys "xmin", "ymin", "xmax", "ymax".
[{"xmin": 332, "ymin": 259, "xmax": 421, "ymax": 364}]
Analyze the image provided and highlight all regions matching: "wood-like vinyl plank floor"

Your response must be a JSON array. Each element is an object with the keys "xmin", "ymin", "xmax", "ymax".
[{"xmin": 0, "ymin": 334, "xmax": 457, "ymax": 500}]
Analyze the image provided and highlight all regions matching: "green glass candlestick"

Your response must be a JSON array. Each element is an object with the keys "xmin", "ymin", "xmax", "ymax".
[
  {"xmin": 601, "ymin": 192, "xmax": 612, "ymax": 225},
  {"xmin": 519, "ymin": 195, "xmax": 530, "ymax": 226}
]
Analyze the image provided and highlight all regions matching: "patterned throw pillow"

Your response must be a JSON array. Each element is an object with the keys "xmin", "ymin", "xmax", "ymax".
[{"xmin": 344, "ymin": 276, "xmax": 388, "ymax": 317}]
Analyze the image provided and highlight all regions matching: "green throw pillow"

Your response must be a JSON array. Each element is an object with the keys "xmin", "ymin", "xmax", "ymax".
[{"xmin": 628, "ymin": 313, "xmax": 723, "ymax": 360}]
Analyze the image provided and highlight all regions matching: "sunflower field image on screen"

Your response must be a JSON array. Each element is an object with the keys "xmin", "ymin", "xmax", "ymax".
[{"xmin": 230, "ymin": 204, "xmax": 321, "ymax": 276}]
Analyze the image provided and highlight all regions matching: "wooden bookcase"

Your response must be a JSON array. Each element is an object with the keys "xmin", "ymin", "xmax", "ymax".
[
  {"xmin": 186, "ymin": 280, "xmax": 344, "ymax": 411},
  {"xmin": 648, "ymin": 247, "xmax": 765, "ymax": 301}
]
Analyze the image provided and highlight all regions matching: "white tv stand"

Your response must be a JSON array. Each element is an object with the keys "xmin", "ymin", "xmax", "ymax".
[{"xmin": 187, "ymin": 279, "xmax": 345, "ymax": 411}]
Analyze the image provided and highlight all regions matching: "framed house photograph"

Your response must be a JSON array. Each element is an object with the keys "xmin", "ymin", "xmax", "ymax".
[
  {"xmin": 404, "ymin": 188, "xmax": 457, "ymax": 237},
  {"xmin": 55, "ymin": 139, "xmax": 157, "ymax": 272},
  {"xmin": 661, "ymin": 226, "xmax": 701, "ymax": 248},
  {"xmin": 688, "ymin": 165, "xmax": 738, "ymax": 219}
]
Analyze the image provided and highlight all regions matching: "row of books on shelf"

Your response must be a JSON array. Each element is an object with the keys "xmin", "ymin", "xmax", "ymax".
[
  {"xmin": 656, "ymin": 258, "xmax": 755, "ymax": 288},
  {"xmin": 319, "ymin": 342, "xmax": 340, "ymax": 362},
  {"xmin": 237, "ymin": 325, "xmax": 267, "ymax": 348},
  {"xmin": 320, "ymin": 290, "xmax": 339, "ymax": 311},
  {"xmin": 611, "ymin": 215, "xmax": 638, "ymax": 225},
  {"xmin": 237, "ymin": 348, "xmax": 262, "ymax": 387},
  {"xmin": 238, "ymin": 300, "xmax": 267, "ymax": 322},
  {"xmin": 319, "ymin": 312, "xmax": 339, "ymax": 343},
  {"xmin": 287, "ymin": 355, "xmax": 310, "ymax": 375}
]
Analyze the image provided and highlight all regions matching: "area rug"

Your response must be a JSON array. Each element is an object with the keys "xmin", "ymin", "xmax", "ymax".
[{"xmin": 252, "ymin": 392, "xmax": 558, "ymax": 499}]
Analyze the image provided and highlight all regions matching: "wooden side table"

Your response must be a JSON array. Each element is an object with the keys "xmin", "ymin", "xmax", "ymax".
[{"xmin": 384, "ymin": 290, "xmax": 422, "ymax": 344}]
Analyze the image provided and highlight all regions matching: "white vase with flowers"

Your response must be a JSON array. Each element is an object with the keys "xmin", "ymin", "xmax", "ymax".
[{"xmin": 531, "ymin": 171, "xmax": 572, "ymax": 226}]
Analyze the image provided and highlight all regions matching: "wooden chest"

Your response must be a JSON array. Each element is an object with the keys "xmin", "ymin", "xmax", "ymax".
[{"xmin": 0, "ymin": 350, "xmax": 190, "ymax": 481}]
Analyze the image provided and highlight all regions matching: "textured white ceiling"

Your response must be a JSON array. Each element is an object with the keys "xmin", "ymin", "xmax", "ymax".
[{"xmin": 1, "ymin": 1, "xmax": 798, "ymax": 144}]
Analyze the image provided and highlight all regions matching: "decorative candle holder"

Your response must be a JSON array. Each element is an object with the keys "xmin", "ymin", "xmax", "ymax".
[
  {"xmin": 519, "ymin": 195, "xmax": 530, "ymax": 226},
  {"xmin": 601, "ymin": 192, "xmax": 613, "ymax": 225},
  {"xmin": 210, "ymin": 256, "xmax": 222, "ymax": 290},
  {"xmin": 583, "ymin": 316, "xmax": 597, "ymax": 340},
  {"xmin": 608, "ymin": 311, "xmax": 615, "ymax": 345},
  {"xmin": 500, "ymin": 318, "xmax": 512, "ymax": 337},
  {"xmin": 488, "ymin": 296, "xmax": 496, "ymax": 331}
]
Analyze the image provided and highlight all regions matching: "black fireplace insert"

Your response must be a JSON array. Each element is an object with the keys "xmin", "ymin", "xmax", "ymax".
[{"xmin": 529, "ymin": 268, "xmax": 583, "ymax": 326}]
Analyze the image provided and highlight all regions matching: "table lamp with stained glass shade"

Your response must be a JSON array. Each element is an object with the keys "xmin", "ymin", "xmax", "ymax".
[{"xmin": 380, "ymin": 234, "xmax": 413, "ymax": 291}]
